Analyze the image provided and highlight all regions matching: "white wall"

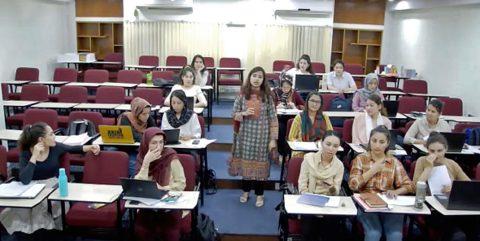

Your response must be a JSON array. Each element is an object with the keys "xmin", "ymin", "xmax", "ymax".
[{"xmin": 381, "ymin": 3, "xmax": 480, "ymax": 116}]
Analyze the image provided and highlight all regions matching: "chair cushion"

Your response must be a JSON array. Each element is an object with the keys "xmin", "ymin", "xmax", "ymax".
[
  {"xmin": 66, "ymin": 201, "xmax": 125, "ymax": 228},
  {"xmin": 288, "ymin": 219, "xmax": 301, "ymax": 234},
  {"xmin": 87, "ymin": 96, "xmax": 96, "ymax": 103},
  {"xmin": 7, "ymin": 148, "xmax": 19, "ymax": 163},
  {"xmin": 218, "ymin": 78, "xmax": 241, "ymax": 86},
  {"xmin": 57, "ymin": 116, "xmax": 69, "ymax": 129},
  {"xmin": 48, "ymin": 94, "xmax": 60, "ymax": 102},
  {"xmin": 180, "ymin": 212, "xmax": 192, "ymax": 234},
  {"xmin": 8, "ymin": 93, "xmax": 20, "ymax": 100},
  {"xmin": 103, "ymin": 117, "xmax": 116, "ymax": 125},
  {"xmin": 6, "ymin": 114, "xmax": 25, "ymax": 127},
  {"xmin": 125, "ymin": 96, "xmax": 134, "ymax": 103}
]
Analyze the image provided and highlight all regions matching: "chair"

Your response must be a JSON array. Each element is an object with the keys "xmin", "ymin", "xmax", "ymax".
[
  {"xmin": 166, "ymin": 55, "xmax": 187, "ymax": 67},
  {"xmin": 344, "ymin": 64, "xmax": 363, "ymax": 75},
  {"xmin": 409, "ymin": 160, "xmax": 417, "ymax": 180},
  {"xmin": 217, "ymin": 57, "xmax": 242, "ymax": 97},
  {"xmin": 400, "ymin": 120, "xmax": 415, "ymax": 135},
  {"xmin": 152, "ymin": 71, "xmax": 175, "ymax": 81},
  {"xmin": 1, "ymin": 83, "xmax": 9, "ymax": 100},
  {"xmin": 273, "ymin": 60, "xmax": 294, "ymax": 72},
  {"xmin": 53, "ymin": 68, "xmax": 78, "ymax": 82},
  {"xmin": 283, "ymin": 157, "xmax": 304, "ymax": 236},
  {"xmin": 177, "ymin": 154, "xmax": 197, "ymax": 236},
  {"xmin": 57, "ymin": 86, "xmax": 88, "ymax": 103},
  {"xmin": 59, "ymin": 110, "xmax": 105, "ymax": 130},
  {"xmin": 83, "ymin": 69, "xmax": 109, "ymax": 83},
  {"xmin": 453, "ymin": 123, "xmax": 480, "ymax": 133},
  {"xmin": 95, "ymin": 86, "xmax": 125, "ymax": 104},
  {"xmin": 15, "ymin": 67, "xmax": 39, "ymax": 81},
  {"xmin": 203, "ymin": 57, "xmax": 215, "ymax": 68},
  {"xmin": 311, "ymin": 62, "xmax": 326, "ymax": 74},
  {"xmin": 437, "ymin": 97, "xmax": 463, "ymax": 116},
  {"xmin": 132, "ymin": 88, "xmax": 164, "ymax": 106},
  {"xmin": 286, "ymin": 118, "xmax": 295, "ymax": 140},
  {"xmin": 66, "ymin": 151, "xmax": 128, "ymax": 230},
  {"xmin": 320, "ymin": 93, "xmax": 341, "ymax": 111},
  {"xmin": 342, "ymin": 119, "xmax": 354, "ymax": 143},
  {"xmin": 403, "ymin": 79, "xmax": 428, "ymax": 94},
  {"xmin": 0, "ymin": 146, "xmax": 8, "ymax": 180},
  {"xmin": 198, "ymin": 115, "xmax": 205, "ymax": 138},
  {"xmin": 139, "ymin": 55, "xmax": 159, "ymax": 66},
  {"xmin": 117, "ymin": 70, "xmax": 143, "ymax": 84},
  {"xmin": 23, "ymin": 109, "xmax": 58, "ymax": 130},
  {"xmin": 476, "ymin": 163, "xmax": 480, "ymax": 180},
  {"xmin": 398, "ymin": 96, "xmax": 426, "ymax": 114},
  {"xmin": 103, "ymin": 53, "xmax": 124, "ymax": 80},
  {"xmin": 6, "ymin": 85, "xmax": 50, "ymax": 127}
]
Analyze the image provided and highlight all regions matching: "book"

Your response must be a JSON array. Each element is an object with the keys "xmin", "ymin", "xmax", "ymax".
[
  {"xmin": 297, "ymin": 193, "xmax": 329, "ymax": 207},
  {"xmin": 0, "ymin": 182, "xmax": 45, "ymax": 199},
  {"xmin": 359, "ymin": 193, "xmax": 388, "ymax": 208}
]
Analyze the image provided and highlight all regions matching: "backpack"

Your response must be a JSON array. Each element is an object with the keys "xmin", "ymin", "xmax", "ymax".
[
  {"xmin": 329, "ymin": 96, "xmax": 352, "ymax": 127},
  {"xmin": 193, "ymin": 213, "xmax": 218, "ymax": 241},
  {"xmin": 465, "ymin": 128, "xmax": 480, "ymax": 145},
  {"xmin": 205, "ymin": 169, "xmax": 217, "ymax": 195},
  {"xmin": 65, "ymin": 119, "xmax": 97, "ymax": 136}
]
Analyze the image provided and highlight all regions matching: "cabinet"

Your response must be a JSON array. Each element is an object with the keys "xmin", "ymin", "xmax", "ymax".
[{"xmin": 76, "ymin": 21, "xmax": 123, "ymax": 60}]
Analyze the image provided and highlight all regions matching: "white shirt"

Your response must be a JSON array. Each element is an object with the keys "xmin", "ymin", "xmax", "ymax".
[
  {"xmin": 161, "ymin": 112, "xmax": 202, "ymax": 139},
  {"xmin": 286, "ymin": 68, "xmax": 312, "ymax": 88},
  {"xmin": 326, "ymin": 71, "xmax": 356, "ymax": 91},
  {"xmin": 195, "ymin": 70, "xmax": 209, "ymax": 87},
  {"xmin": 164, "ymin": 84, "xmax": 208, "ymax": 107}
]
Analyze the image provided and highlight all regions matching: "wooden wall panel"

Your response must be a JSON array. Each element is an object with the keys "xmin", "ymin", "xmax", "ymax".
[
  {"xmin": 76, "ymin": 0, "xmax": 123, "ymax": 17},
  {"xmin": 334, "ymin": 0, "xmax": 386, "ymax": 25}
]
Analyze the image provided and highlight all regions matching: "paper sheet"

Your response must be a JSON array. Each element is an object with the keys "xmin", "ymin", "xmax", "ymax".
[
  {"xmin": 289, "ymin": 141, "xmax": 318, "ymax": 151},
  {"xmin": 378, "ymin": 193, "xmax": 415, "ymax": 206},
  {"xmin": 63, "ymin": 133, "xmax": 91, "ymax": 146},
  {"xmin": 0, "ymin": 182, "xmax": 45, "ymax": 198},
  {"xmin": 428, "ymin": 165, "xmax": 452, "ymax": 195}
]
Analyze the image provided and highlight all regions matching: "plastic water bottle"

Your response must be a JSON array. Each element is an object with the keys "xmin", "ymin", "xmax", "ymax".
[
  {"xmin": 58, "ymin": 168, "xmax": 68, "ymax": 197},
  {"xmin": 146, "ymin": 72, "xmax": 153, "ymax": 85},
  {"xmin": 414, "ymin": 181, "xmax": 427, "ymax": 209}
]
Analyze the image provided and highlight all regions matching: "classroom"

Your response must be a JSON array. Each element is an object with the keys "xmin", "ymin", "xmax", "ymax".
[{"xmin": 0, "ymin": 0, "xmax": 479, "ymax": 241}]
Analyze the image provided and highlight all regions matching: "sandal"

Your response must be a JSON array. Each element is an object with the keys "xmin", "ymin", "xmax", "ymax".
[
  {"xmin": 240, "ymin": 192, "xmax": 249, "ymax": 203},
  {"xmin": 255, "ymin": 195, "xmax": 265, "ymax": 207}
]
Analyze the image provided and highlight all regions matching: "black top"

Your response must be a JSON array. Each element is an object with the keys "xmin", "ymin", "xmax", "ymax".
[
  {"xmin": 19, "ymin": 142, "xmax": 83, "ymax": 184},
  {"xmin": 119, "ymin": 115, "xmax": 156, "ymax": 142}
]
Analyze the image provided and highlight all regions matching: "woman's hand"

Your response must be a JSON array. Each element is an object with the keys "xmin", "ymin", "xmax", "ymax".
[
  {"xmin": 384, "ymin": 190, "xmax": 398, "ymax": 199},
  {"xmin": 180, "ymin": 135, "xmax": 194, "ymax": 141},
  {"xmin": 144, "ymin": 147, "xmax": 162, "ymax": 165},
  {"xmin": 425, "ymin": 153, "xmax": 437, "ymax": 166},
  {"xmin": 287, "ymin": 102, "xmax": 296, "ymax": 109},
  {"xmin": 371, "ymin": 160, "xmax": 386, "ymax": 174},
  {"xmin": 243, "ymin": 108, "xmax": 255, "ymax": 116},
  {"xmin": 441, "ymin": 185, "xmax": 452, "ymax": 195},
  {"xmin": 269, "ymin": 140, "xmax": 276, "ymax": 151},
  {"xmin": 32, "ymin": 142, "xmax": 45, "ymax": 159},
  {"xmin": 86, "ymin": 145, "xmax": 100, "ymax": 155}
]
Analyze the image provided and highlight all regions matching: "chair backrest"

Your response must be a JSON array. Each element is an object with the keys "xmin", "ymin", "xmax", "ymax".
[
  {"xmin": 24, "ymin": 109, "xmax": 58, "ymax": 129},
  {"xmin": 452, "ymin": 123, "xmax": 480, "ymax": 133},
  {"xmin": 273, "ymin": 60, "xmax": 294, "ymax": 72},
  {"xmin": 152, "ymin": 71, "xmax": 175, "ymax": 81},
  {"xmin": 342, "ymin": 119, "xmax": 354, "ymax": 143},
  {"xmin": 286, "ymin": 118, "xmax": 294, "ymax": 138},
  {"xmin": 177, "ymin": 154, "xmax": 196, "ymax": 191},
  {"xmin": 344, "ymin": 64, "xmax": 363, "ymax": 75},
  {"xmin": 117, "ymin": 70, "xmax": 143, "ymax": 84},
  {"xmin": 437, "ymin": 97, "xmax": 463, "ymax": 116},
  {"xmin": 476, "ymin": 163, "xmax": 480, "ymax": 180},
  {"xmin": 104, "ymin": 52, "xmax": 124, "ymax": 63},
  {"xmin": 53, "ymin": 68, "xmax": 77, "ymax": 82},
  {"xmin": 398, "ymin": 96, "xmax": 426, "ymax": 114},
  {"xmin": 409, "ymin": 160, "xmax": 417, "ymax": 179},
  {"xmin": 95, "ymin": 86, "xmax": 125, "ymax": 103},
  {"xmin": 203, "ymin": 57, "xmax": 215, "ymax": 67},
  {"xmin": 286, "ymin": 157, "xmax": 303, "ymax": 187},
  {"xmin": 1, "ymin": 83, "xmax": 8, "ymax": 100},
  {"xmin": 198, "ymin": 115, "xmax": 205, "ymax": 138},
  {"xmin": 20, "ymin": 84, "xmax": 49, "ymax": 101},
  {"xmin": 320, "ymin": 93, "xmax": 341, "ymax": 111},
  {"xmin": 139, "ymin": 55, "xmax": 159, "ymax": 66},
  {"xmin": 0, "ymin": 145, "xmax": 7, "ymax": 179},
  {"xmin": 166, "ymin": 55, "xmax": 187, "ymax": 67},
  {"xmin": 15, "ymin": 67, "xmax": 39, "ymax": 81},
  {"xmin": 311, "ymin": 62, "xmax": 326, "ymax": 74},
  {"xmin": 219, "ymin": 57, "xmax": 241, "ymax": 68},
  {"xmin": 83, "ymin": 69, "xmax": 109, "ymax": 83},
  {"xmin": 58, "ymin": 86, "xmax": 88, "ymax": 103},
  {"xmin": 378, "ymin": 77, "xmax": 388, "ymax": 91},
  {"xmin": 403, "ymin": 120, "xmax": 415, "ymax": 135},
  {"xmin": 403, "ymin": 79, "xmax": 428, "ymax": 94},
  {"xmin": 83, "ymin": 151, "xmax": 129, "ymax": 184},
  {"xmin": 68, "ymin": 111, "xmax": 105, "ymax": 131},
  {"xmin": 132, "ymin": 88, "xmax": 164, "ymax": 106}
]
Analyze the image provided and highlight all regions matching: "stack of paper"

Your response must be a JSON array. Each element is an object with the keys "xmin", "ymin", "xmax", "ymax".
[
  {"xmin": 428, "ymin": 165, "xmax": 451, "ymax": 195},
  {"xmin": 378, "ymin": 193, "xmax": 415, "ymax": 206},
  {"xmin": 63, "ymin": 133, "xmax": 91, "ymax": 146},
  {"xmin": 0, "ymin": 182, "xmax": 45, "ymax": 198}
]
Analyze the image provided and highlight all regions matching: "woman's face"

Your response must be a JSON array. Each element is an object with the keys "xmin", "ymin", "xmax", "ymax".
[
  {"xmin": 426, "ymin": 104, "xmax": 440, "ymax": 123},
  {"xmin": 171, "ymin": 96, "xmax": 184, "ymax": 114},
  {"xmin": 40, "ymin": 126, "xmax": 56, "ymax": 147},
  {"xmin": 367, "ymin": 79, "xmax": 379, "ymax": 91},
  {"xmin": 334, "ymin": 63, "xmax": 344, "ymax": 75},
  {"xmin": 427, "ymin": 142, "xmax": 446, "ymax": 160},
  {"xmin": 369, "ymin": 132, "xmax": 389, "ymax": 155},
  {"xmin": 321, "ymin": 135, "xmax": 340, "ymax": 159},
  {"xmin": 149, "ymin": 135, "xmax": 164, "ymax": 153},
  {"xmin": 307, "ymin": 95, "xmax": 322, "ymax": 113},
  {"xmin": 298, "ymin": 59, "xmax": 309, "ymax": 71},
  {"xmin": 193, "ymin": 57, "xmax": 204, "ymax": 71},
  {"xmin": 182, "ymin": 71, "xmax": 195, "ymax": 87},
  {"xmin": 281, "ymin": 82, "xmax": 292, "ymax": 94},
  {"xmin": 249, "ymin": 71, "xmax": 264, "ymax": 88},
  {"xmin": 138, "ymin": 107, "xmax": 151, "ymax": 123},
  {"xmin": 365, "ymin": 99, "xmax": 381, "ymax": 117}
]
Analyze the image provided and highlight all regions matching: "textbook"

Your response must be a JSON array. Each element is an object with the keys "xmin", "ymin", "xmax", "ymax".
[
  {"xmin": 297, "ymin": 193, "xmax": 341, "ymax": 207},
  {"xmin": 0, "ymin": 182, "xmax": 45, "ymax": 199}
]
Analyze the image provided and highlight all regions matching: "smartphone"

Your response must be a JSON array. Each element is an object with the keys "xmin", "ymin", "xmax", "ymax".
[{"xmin": 192, "ymin": 139, "xmax": 200, "ymax": 145}]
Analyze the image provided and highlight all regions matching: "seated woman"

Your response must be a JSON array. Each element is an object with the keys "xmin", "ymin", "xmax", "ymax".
[
  {"xmin": 326, "ymin": 60, "xmax": 357, "ymax": 93},
  {"xmin": 164, "ymin": 66, "xmax": 208, "ymax": 108},
  {"xmin": 118, "ymin": 97, "xmax": 156, "ymax": 142},
  {"xmin": 299, "ymin": 131, "xmax": 345, "ymax": 241},
  {"xmin": 0, "ymin": 122, "xmax": 99, "ymax": 237},
  {"xmin": 191, "ymin": 54, "xmax": 209, "ymax": 87},
  {"xmin": 412, "ymin": 132, "xmax": 477, "ymax": 241},
  {"xmin": 352, "ymin": 73, "xmax": 384, "ymax": 112},
  {"xmin": 285, "ymin": 54, "xmax": 315, "ymax": 88},
  {"xmin": 134, "ymin": 127, "xmax": 186, "ymax": 241},
  {"xmin": 161, "ymin": 90, "xmax": 201, "ymax": 141},
  {"xmin": 272, "ymin": 78, "xmax": 304, "ymax": 110},
  {"xmin": 288, "ymin": 92, "xmax": 333, "ymax": 157},
  {"xmin": 352, "ymin": 94, "xmax": 392, "ymax": 145},
  {"xmin": 349, "ymin": 125, "xmax": 413, "ymax": 241},
  {"xmin": 404, "ymin": 99, "xmax": 451, "ymax": 145}
]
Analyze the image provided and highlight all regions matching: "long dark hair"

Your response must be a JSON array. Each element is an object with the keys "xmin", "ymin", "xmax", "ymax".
[
  {"xmin": 366, "ymin": 125, "xmax": 391, "ymax": 154},
  {"xmin": 169, "ymin": 89, "xmax": 188, "ymax": 113},
  {"xmin": 304, "ymin": 92, "xmax": 324, "ymax": 116},
  {"xmin": 296, "ymin": 54, "xmax": 314, "ymax": 74},
  {"xmin": 190, "ymin": 54, "xmax": 206, "ymax": 75},
  {"xmin": 179, "ymin": 65, "xmax": 196, "ymax": 85},
  {"xmin": 322, "ymin": 130, "xmax": 340, "ymax": 142},
  {"xmin": 242, "ymin": 66, "xmax": 271, "ymax": 102},
  {"xmin": 18, "ymin": 122, "xmax": 48, "ymax": 151},
  {"xmin": 368, "ymin": 94, "xmax": 388, "ymax": 116},
  {"xmin": 426, "ymin": 131, "xmax": 448, "ymax": 150}
]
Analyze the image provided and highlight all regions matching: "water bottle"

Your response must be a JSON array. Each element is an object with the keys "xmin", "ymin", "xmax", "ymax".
[
  {"xmin": 414, "ymin": 181, "xmax": 427, "ymax": 209},
  {"xmin": 146, "ymin": 71, "xmax": 153, "ymax": 85},
  {"xmin": 58, "ymin": 168, "xmax": 68, "ymax": 197}
]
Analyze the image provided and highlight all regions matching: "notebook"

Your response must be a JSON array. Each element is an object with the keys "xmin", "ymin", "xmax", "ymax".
[
  {"xmin": 0, "ymin": 182, "xmax": 45, "ymax": 199},
  {"xmin": 98, "ymin": 125, "xmax": 135, "ymax": 144}
]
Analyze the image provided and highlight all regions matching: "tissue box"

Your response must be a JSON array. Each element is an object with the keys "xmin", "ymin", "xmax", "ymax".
[{"xmin": 57, "ymin": 53, "xmax": 96, "ymax": 63}]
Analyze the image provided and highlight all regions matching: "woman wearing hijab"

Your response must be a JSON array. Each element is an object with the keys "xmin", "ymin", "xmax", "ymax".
[
  {"xmin": 352, "ymin": 73, "xmax": 384, "ymax": 112},
  {"xmin": 134, "ymin": 127, "xmax": 186, "ymax": 241},
  {"xmin": 161, "ymin": 90, "xmax": 201, "ymax": 140},
  {"xmin": 118, "ymin": 97, "xmax": 156, "ymax": 142}
]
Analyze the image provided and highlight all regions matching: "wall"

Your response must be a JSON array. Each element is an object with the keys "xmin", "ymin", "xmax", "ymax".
[{"xmin": 381, "ymin": 2, "xmax": 480, "ymax": 116}]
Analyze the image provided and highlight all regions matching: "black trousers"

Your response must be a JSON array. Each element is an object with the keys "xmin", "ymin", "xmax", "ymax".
[
  {"xmin": 428, "ymin": 213, "xmax": 480, "ymax": 241},
  {"xmin": 301, "ymin": 215, "xmax": 346, "ymax": 241},
  {"xmin": 241, "ymin": 180, "xmax": 264, "ymax": 196}
]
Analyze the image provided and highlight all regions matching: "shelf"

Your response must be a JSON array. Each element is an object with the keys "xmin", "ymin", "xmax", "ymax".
[
  {"xmin": 367, "ymin": 58, "xmax": 380, "ymax": 61},
  {"xmin": 78, "ymin": 49, "xmax": 91, "ymax": 52},
  {"xmin": 114, "ymin": 44, "xmax": 123, "ymax": 47},
  {"xmin": 350, "ymin": 43, "xmax": 381, "ymax": 46},
  {"xmin": 78, "ymin": 35, "xmax": 108, "ymax": 38},
  {"xmin": 332, "ymin": 51, "xmax": 343, "ymax": 54}
]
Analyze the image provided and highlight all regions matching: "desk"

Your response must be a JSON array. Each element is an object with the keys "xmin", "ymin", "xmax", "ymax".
[
  {"xmin": 378, "ymin": 75, "xmax": 410, "ymax": 88},
  {"xmin": 157, "ymin": 65, "xmax": 183, "ymax": 71},
  {"xmin": 381, "ymin": 90, "xmax": 406, "ymax": 100},
  {"xmin": 347, "ymin": 143, "xmax": 408, "ymax": 156},
  {"xmin": 0, "ymin": 187, "xmax": 54, "ymax": 209},
  {"xmin": 215, "ymin": 67, "xmax": 245, "ymax": 102},
  {"xmin": 30, "ymin": 81, "xmax": 69, "ymax": 94},
  {"xmin": 353, "ymin": 194, "xmax": 431, "ymax": 215},
  {"xmin": 159, "ymin": 106, "xmax": 204, "ymax": 115},
  {"xmin": 2, "ymin": 100, "xmax": 39, "ymax": 119},
  {"xmin": 100, "ymin": 82, "xmax": 138, "ymax": 96},
  {"xmin": 115, "ymin": 104, "xmax": 161, "ymax": 112},
  {"xmin": 323, "ymin": 111, "xmax": 406, "ymax": 120},
  {"xmin": 59, "ymin": 61, "xmax": 122, "ymax": 69},
  {"xmin": 0, "ymin": 129, "xmax": 83, "ymax": 144},
  {"xmin": 74, "ymin": 103, "xmax": 121, "ymax": 110},
  {"xmin": 124, "ymin": 64, "xmax": 156, "ymax": 70},
  {"xmin": 31, "ymin": 102, "xmax": 79, "ymax": 110},
  {"xmin": 318, "ymin": 89, "xmax": 355, "ymax": 95},
  {"xmin": 3, "ymin": 80, "xmax": 31, "ymax": 93},
  {"xmin": 405, "ymin": 113, "xmax": 480, "ymax": 124},
  {"xmin": 284, "ymin": 195, "xmax": 357, "ymax": 216},
  {"xmin": 412, "ymin": 143, "xmax": 476, "ymax": 155},
  {"xmin": 426, "ymin": 196, "xmax": 480, "ymax": 216},
  {"xmin": 65, "ymin": 82, "xmax": 101, "ymax": 88},
  {"xmin": 277, "ymin": 108, "xmax": 302, "ymax": 116}
]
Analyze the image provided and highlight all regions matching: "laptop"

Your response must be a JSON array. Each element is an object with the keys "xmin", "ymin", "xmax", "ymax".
[
  {"xmin": 383, "ymin": 100, "xmax": 399, "ymax": 117},
  {"xmin": 121, "ymin": 178, "xmax": 168, "ymax": 200},
  {"xmin": 98, "ymin": 125, "xmax": 135, "ymax": 144},
  {"xmin": 435, "ymin": 181, "xmax": 480, "ymax": 211},
  {"xmin": 295, "ymin": 75, "xmax": 320, "ymax": 91},
  {"xmin": 186, "ymin": 97, "xmax": 195, "ymax": 111},
  {"xmin": 163, "ymin": 129, "xmax": 180, "ymax": 145},
  {"xmin": 440, "ymin": 132, "xmax": 466, "ymax": 152}
]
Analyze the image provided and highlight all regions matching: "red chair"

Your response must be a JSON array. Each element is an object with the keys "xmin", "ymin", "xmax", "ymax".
[
  {"xmin": 320, "ymin": 93, "xmax": 341, "ymax": 111},
  {"xmin": 453, "ymin": 123, "xmax": 480, "ymax": 133},
  {"xmin": 400, "ymin": 120, "xmax": 415, "ymax": 135},
  {"xmin": 57, "ymin": 86, "xmax": 88, "ymax": 103},
  {"xmin": 284, "ymin": 157, "xmax": 304, "ymax": 236},
  {"xmin": 6, "ymin": 85, "xmax": 50, "ymax": 127},
  {"xmin": 286, "ymin": 118, "xmax": 295, "ymax": 140},
  {"xmin": 0, "ymin": 146, "xmax": 8, "ymax": 180},
  {"xmin": 66, "ymin": 151, "xmax": 128, "ymax": 230},
  {"xmin": 1, "ymin": 83, "xmax": 9, "ymax": 100},
  {"xmin": 344, "ymin": 64, "xmax": 363, "ymax": 75},
  {"xmin": 437, "ymin": 97, "xmax": 463, "ymax": 116},
  {"xmin": 23, "ymin": 109, "xmax": 58, "ymax": 130},
  {"xmin": 166, "ymin": 55, "xmax": 187, "ymax": 67},
  {"xmin": 116, "ymin": 70, "xmax": 143, "ymax": 84},
  {"xmin": 59, "ymin": 110, "xmax": 106, "ymax": 130},
  {"xmin": 342, "ymin": 119, "xmax": 354, "ymax": 143},
  {"xmin": 132, "ymin": 88, "xmax": 164, "ymax": 106},
  {"xmin": 177, "ymin": 154, "xmax": 197, "ymax": 236},
  {"xmin": 203, "ymin": 57, "xmax": 215, "ymax": 68},
  {"xmin": 83, "ymin": 69, "xmax": 109, "ymax": 83},
  {"xmin": 95, "ymin": 86, "xmax": 125, "ymax": 104},
  {"xmin": 152, "ymin": 71, "xmax": 175, "ymax": 81},
  {"xmin": 273, "ymin": 60, "xmax": 294, "ymax": 72},
  {"xmin": 409, "ymin": 160, "xmax": 417, "ymax": 180},
  {"xmin": 217, "ymin": 58, "xmax": 242, "ymax": 99},
  {"xmin": 53, "ymin": 68, "xmax": 78, "ymax": 82},
  {"xmin": 139, "ymin": 55, "xmax": 159, "ymax": 66},
  {"xmin": 403, "ymin": 79, "xmax": 428, "ymax": 94},
  {"xmin": 311, "ymin": 62, "xmax": 326, "ymax": 74},
  {"xmin": 398, "ymin": 96, "xmax": 426, "ymax": 114},
  {"xmin": 15, "ymin": 67, "xmax": 39, "ymax": 81},
  {"xmin": 103, "ymin": 53, "xmax": 124, "ymax": 80},
  {"xmin": 476, "ymin": 163, "xmax": 480, "ymax": 180}
]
